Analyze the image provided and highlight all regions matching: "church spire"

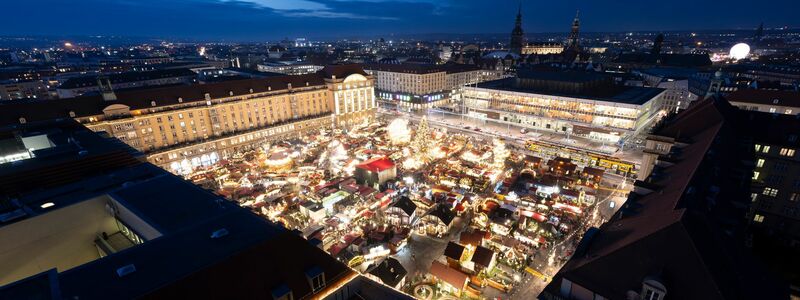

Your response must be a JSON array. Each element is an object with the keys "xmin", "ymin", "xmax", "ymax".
[
  {"xmin": 509, "ymin": 1, "xmax": 525, "ymax": 55},
  {"xmin": 567, "ymin": 10, "xmax": 581, "ymax": 50}
]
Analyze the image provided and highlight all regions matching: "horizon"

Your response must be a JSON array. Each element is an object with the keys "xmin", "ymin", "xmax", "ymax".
[{"xmin": 1, "ymin": 0, "xmax": 797, "ymax": 42}]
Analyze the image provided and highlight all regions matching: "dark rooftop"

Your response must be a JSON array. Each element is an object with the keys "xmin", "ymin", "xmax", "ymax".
[
  {"xmin": 0, "ymin": 71, "xmax": 330, "ymax": 127},
  {"xmin": 475, "ymin": 77, "xmax": 664, "ymax": 105},
  {"xmin": 367, "ymin": 257, "xmax": 407, "ymax": 288},
  {"xmin": 364, "ymin": 62, "xmax": 479, "ymax": 74},
  {"xmin": 58, "ymin": 68, "xmax": 197, "ymax": 90},
  {"xmin": 443, "ymin": 241, "xmax": 465, "ymax": 261}
]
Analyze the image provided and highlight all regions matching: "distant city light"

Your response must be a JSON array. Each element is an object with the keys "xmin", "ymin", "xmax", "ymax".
[
  {"xmin": 64, "ymin": 42, "xmax": 73, "ymax": 48},
  {"xmin": 729, "ymin": 43, "xmax": 750, "ymax": 60}
]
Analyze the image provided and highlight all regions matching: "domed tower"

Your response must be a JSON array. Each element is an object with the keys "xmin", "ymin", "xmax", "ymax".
[{"xmin": 509, "ymin": 3, "xmax": 525, "ymax": 55}]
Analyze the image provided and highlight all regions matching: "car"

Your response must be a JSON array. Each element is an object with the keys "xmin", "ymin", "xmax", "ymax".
[
  {"xmin": 474, "ymin": 128, "xmax": 481, "ymax": 132},
  {"xmin": 464, "ymin": 126, "xmax": 471, "ymax": 130},
  {"xmin": 520, "ymin": 128, "xmax": 528, "ymax": 134}
]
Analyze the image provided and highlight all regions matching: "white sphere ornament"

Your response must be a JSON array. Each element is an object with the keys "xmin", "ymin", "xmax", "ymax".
[{"xmin": 729, "ymin": 43, "xmax": 750, "ymax": 60}]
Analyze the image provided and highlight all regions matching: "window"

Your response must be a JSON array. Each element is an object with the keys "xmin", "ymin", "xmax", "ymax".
[
  {"xmin": 790, "ymin": 193, "xmax": 799, "ymax": 202},
  {"xmin": 752, "ymin": 171, "xmax": 760, "ymax": 180},
  {"xmin": 779, "ymin": 148, "xmax": 795, "ymax": 157},
  {"xmin": 756, "ymin": 159, "xmax": 765, "ymax": 168},
  {"xmin": 311, "ymin": 274, "xmax": 324, "ymax": 292},
  {"xmin": 753, "ymin": 214, "xmax": 765, "ymax": 223},
  {"xmin": 763, "ymin": 187, "xmax": 779, "ymax": 197},
  {"xmin": 643, "ymin": 289, "xmax": 662, "ymax": 300},
  {"xmin": 755, "ymin": 144, "xmax": 762, "ymax": 152},
  {"xmin": 751, "ymin": 193, "xmax": 758, "ymax": 202},
  {"xmin": 762, "ymin": 145, "xmax": 771, "ymax": 153}
]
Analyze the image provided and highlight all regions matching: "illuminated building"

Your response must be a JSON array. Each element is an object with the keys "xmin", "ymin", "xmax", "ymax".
[
  {"xmin": 365, "ymin": 63, "xmax": 481, "ymax": 111},
  {"xmin": 0, "ymin": 80, "xmax": 53, "ymax": 101},
  {"xmin": 463, "ymin": 68, "xmax": 665, "ymax": 143},
  {"xmin": 635, "ymin": 68, "xmax": 700, "ymax": 113},
  {"xmin": 727, "ymin": 89, "xmax": 799, "ymax": 115},
  {"xmin": 257, "ymin": 61, "xmax": 324, "ymax": 75},
  {"xmin": 548, "ymin": 98, "xmax": 787, "ymax": 300},
  {"xmin": 0, "ymin": 64, "xmax": 376, "ymax": 174},
  {"xmin": 522, "ymin": 42, "xmax": 564, "ymax": 55},
  {"xmin": 0, "ymin": 119, "xmax": 412, "ymax": 300},
  {"xmin": 354, "ymin": 156, "xmax": 397, "ymax": 188}
]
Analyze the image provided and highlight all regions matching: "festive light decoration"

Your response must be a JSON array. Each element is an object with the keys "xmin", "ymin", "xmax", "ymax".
[
  {"xmin": 409, "ymin": 116, "xmax": 432, "ymax": 161},
  {"xmin": 319, "ymin": 140, "xmax": 349, "ymax": 174},
  {"xmin": 492, "ymin": 138, "xmax": 510, "ymax": 169},
  {"xmin": 387, "ymin": 118, "xmax": 411, "ymax": 145}
]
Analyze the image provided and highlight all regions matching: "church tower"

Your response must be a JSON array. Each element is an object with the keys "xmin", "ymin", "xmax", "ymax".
[
  {"xmin": 509, "ymin": 3, "xmax": 524, "ymax": 55},
  {"xmin": 566, "ymin": 10, "xmax": 581, "ymax": 51}
]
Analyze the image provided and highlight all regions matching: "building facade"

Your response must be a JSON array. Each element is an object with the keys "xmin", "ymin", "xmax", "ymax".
[
  {"xmin": 727, "ymin": 89, "xmax": 800, "ymax": 115},
  {"xmin": 463, "ymin": 74, "xmax": 664, "ymax": 143},
  {"xmin": 0, "ymin": 80, "xmax": 53, "ymax": 101},
  {"xmin": 1, "ymin": 64, "xmax": 376, "ymax": 174},
  {"xmin": 522, "ymin": 42, "xmax": 564, "ymax": 55},
  {"xmin": 257, "ymin": 61, "xmax": 324, "ymax": 75},
  {"xmin": 365, "ymin": 63, "xmax": 481, "ymax": 111},
  {"xmin": 744, "ymin": 112, "xmax": 800, "ymax": 250}
]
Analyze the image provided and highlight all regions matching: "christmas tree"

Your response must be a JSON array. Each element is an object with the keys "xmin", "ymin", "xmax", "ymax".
[
  {"xmin": 492, "ymin": 138, "xmax": 509, "ymax": 169},
  {"xmin": 410, "ymin": 116, "xmax": 432, "ymax": 160}
]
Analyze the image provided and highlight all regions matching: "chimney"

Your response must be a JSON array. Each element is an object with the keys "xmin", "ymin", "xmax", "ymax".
[{"xmin": 97, "ymin": 77, "xmax": 117, "ymax": 101}]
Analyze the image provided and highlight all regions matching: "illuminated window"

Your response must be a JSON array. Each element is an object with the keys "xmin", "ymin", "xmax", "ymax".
[
  {"xmin": 756, "ymin": 159, "xmax": 765, "ymax": 168},
  {"xmin": 755, "ymin": 144, "xmax": 762, "ymax": 152},
  {"xmin": 762, "ymin": 145, "xmax": 771, "ymax": 153},
  {"xmin": 753, "ymin": 214, "xmax": 765, "ymax": 223},
  {"xmin": 779, "ymin": 148, "xmax": 795, "ymax": 157},
  {"xmin": 790, "ymin": 193, "xmax": 799, "ymax": 202},
  {"xmin": 752, "ymin": 171, "xmax": 760, "ymax": 180},
  {"xmin": 763, "ymin": 187, "xmax": 778, "ymax": 197}
]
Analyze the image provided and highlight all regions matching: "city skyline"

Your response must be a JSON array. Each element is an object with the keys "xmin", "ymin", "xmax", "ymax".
[{"xmin": 1, "ymin": 0, "xmax": 797, "ymax": 41}]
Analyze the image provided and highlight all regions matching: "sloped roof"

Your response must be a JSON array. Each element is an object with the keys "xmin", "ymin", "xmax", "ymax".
[
  {"xmin": 58, "ymin": 68, "xmax": 196, "ymax": 89},
  {"xmin": 319, "ymin": 64, "xmax": 368, "ymax": 79},
  {"xmin": 356, "ymin": 157, "xmax": 395, "ymax": 173},
  {"xmin": 727, "ymin": 89, "xmax": 800, "ymax": 107},
  {"xmin": 0, "ymin": 72, "xmax": 327, "ymax": 126},
  {"xmin": 470, "ymin": 246, "xmax": 495, "ymax": 268},
  {"xmin": 429, "ymin": 261, "xmax": 467, "ymax": 289},
  {"xmin": 443, "ymin": 241, "xmax": 465, "ymax": 261},
  {"xmin": 428, "ymin": 204, "xmax": 455, "ymax": 226},
  {"xmin": 392, "ymin": 196, "xmax": 417, "ymax": 217},
  {"xmin": 368, "ymin": 257, "xmax": 407, "ymax": 287}
]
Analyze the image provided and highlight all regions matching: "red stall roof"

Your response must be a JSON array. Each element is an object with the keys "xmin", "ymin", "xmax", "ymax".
[{"xmin": 356, "ymin": 157, "xmax": 395, "ymax": 172}]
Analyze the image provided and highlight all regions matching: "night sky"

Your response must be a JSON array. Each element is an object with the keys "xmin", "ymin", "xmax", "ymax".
[{"xmin": 2, "ymin": 0, "xmax": 796, "ymax": 41}]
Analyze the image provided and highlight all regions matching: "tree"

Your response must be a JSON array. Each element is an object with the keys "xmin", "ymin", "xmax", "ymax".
[{"xmin": 410, "ymin": 116, "xmax": 432, "ymax": 161}]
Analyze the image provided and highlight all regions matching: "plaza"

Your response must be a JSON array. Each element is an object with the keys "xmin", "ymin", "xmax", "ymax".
[{"xmin": 180, "ymin": 115, "xmax": 632, "ymax": 299}]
